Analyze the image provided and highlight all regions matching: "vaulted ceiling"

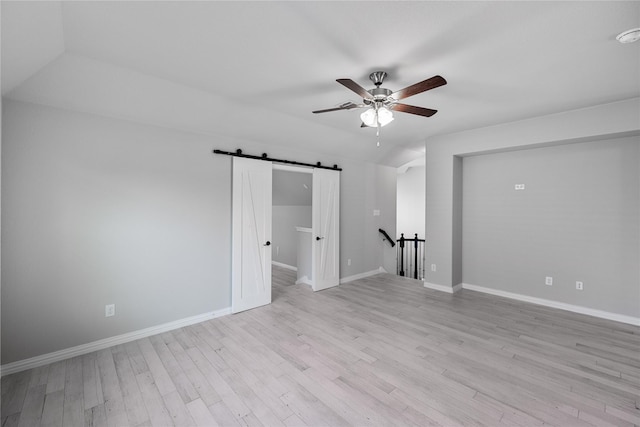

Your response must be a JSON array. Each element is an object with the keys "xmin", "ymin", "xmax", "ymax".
[{"xmin": 2, "ymin": 1, "xmax": 639, "ymax": 167}]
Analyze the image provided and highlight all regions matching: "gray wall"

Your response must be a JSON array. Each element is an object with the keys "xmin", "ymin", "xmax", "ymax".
[
  {"xmin": 1, "ymin": 99, "xmax": 397, "ymax": 364},
  {"xmin": 273, "ymin": 170, "xmax": 312, "ymax": 206},
  {"xmin": 2, "ymin": 100, "xmax": 231, "ymax": 364},
  {"xmin": 452, "ymin": 156, "xmax": 464, "ymax": 287},
  {"xmin": 463, "ymin": 138, "xmax": 639, "ymax": 317},
  {"xmin": 338, "ymin": 161, "xmax": 396, "ymax": 277},
  {"xmin": 373, "ymin": 166, "xmax": 398, "ymax": 274},
  {"xmin": 425, "ymin": 97, "xmax": 640, "ymax": 319},
  {"xmin": 272, "ymin": 205, "xmax": 311, "ymax": 267}
]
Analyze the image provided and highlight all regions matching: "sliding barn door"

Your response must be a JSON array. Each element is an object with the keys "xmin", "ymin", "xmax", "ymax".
[
  {"xmin": 312, "ymin": 168, "xmax": 340, "ymax": 291},
  {"xmin": 232, "ymin": 157, "xmax": 272, "ymax": 313}
]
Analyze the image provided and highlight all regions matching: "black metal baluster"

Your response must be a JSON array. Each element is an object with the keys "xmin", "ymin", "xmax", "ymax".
[
  {"xmin": 420, "ymin": 239, "xmax": 425, "ymax": 280},
  {"xmin": 399, "ymin": 234, "xmax": 405, "ymax": 277},
  {"xmin": 414, "ymin": 233, "xmax": 419, "ymax": 279}
]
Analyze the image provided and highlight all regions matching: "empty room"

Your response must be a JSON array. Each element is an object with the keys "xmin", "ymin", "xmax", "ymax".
[{"xmin": 1, "ymin": 1, "xmax": 639, "ymax": 426}]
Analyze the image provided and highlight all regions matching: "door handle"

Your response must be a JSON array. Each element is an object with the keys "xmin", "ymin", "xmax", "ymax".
[
  {"xmin": 264, "ymin": 241, "xmax": 271, "ymax": 246},
  {"xmin": 316, "ymin": 236, "xmax": 324, "ymax": 241}
]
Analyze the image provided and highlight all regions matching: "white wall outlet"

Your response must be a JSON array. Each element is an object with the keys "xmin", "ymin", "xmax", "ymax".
[
  {"xmin": 373, "ymin": 209, "xmax": 380, "ymax": 216},
  {"xmin": 576, "ymin": 281, "xmax": 584, "ymax": 290},
  {"xmin": 545, "ymin": 277, "xmax": 553, "ymax": 286},
  {"xmin": 431, "ymin": 264, "xmax": 437, "ymax": 272},
  {"xmin": 105, "ymin": 304, "xmax": 115, "ymax": 317},
  {"xmin": 515, "ymin": 184, "xmax": 526, "ymax": 190},
  {"xmin": 347, "ymin": 258, "xmax": 351, "ymax": 266}
]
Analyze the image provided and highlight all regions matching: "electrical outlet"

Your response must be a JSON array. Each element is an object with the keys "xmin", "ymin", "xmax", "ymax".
[
  {"xmin": 347, "ymin": 258, "xmax": 351, "ymax": 266},
  {"xmin": 105, "ymin": 304, "xmax": 115, "ymax": 317},
  {"xmin": 515, "ymin": 184, "xmax": 526, "ymax": 190},
  {"xmin": 431, "ymin": 264, "xmax": 437, "ymax": 272},
  {"xmin": 545, "ymin": 277, "xmax": 553, "ymax": 286},
  {"xmin": 576, "ymin": 281, "xmax": 583, "ymax": 290},
  {"xmin": 373, "ymin": 209, "xmax": 380, "ymax": 216}
]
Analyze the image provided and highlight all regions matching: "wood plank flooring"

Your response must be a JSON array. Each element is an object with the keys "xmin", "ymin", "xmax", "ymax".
[{"xmin": 2, "ymin": 267, "xmax": 639, "ymax": 426}]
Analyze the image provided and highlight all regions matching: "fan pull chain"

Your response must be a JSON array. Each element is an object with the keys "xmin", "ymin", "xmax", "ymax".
[{"xmin": 376, "ymin": 109, "xmax": 381, "ymax": 147}]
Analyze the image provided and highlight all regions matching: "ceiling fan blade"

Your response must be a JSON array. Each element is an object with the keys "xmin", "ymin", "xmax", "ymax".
[
  {"xmin": 336, "ymin": 79, "xmax": 373, "ymax": 99},
  {"xmin": 313, "ymin": 106, "xmax": 350, "ymax": 114},
  {"xmin": 312, "ymin": 102, "xmax": 362, "ymax": 114},
  {"xmin": 391, "ymin": 103, "xmax": 438, "ymax": 117},
  {"xmin": 391, "ymin": 75, "xmax": 447, "ymax": 100}
]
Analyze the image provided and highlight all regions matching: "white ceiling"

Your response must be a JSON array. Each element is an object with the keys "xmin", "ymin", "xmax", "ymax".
[{"xmin": 2, "ymin": 1, "xmax": 639, "ymax": 167}]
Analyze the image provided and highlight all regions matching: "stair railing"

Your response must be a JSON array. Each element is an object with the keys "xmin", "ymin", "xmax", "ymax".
[
  {"xmin": 396, "ymin": 233, "xmax": 425, "ymax": 280},
  {"xmin": 378, "ymin": 228, "xmax": 396, "ymax": 247}
]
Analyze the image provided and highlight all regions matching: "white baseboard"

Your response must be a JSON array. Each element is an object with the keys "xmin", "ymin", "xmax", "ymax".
[
  {"xmin": 340, "ymin": 267, "xmax": 386, "ymax": 284},
  {"xmin": 295, "ymin": 276, "xmax": 312, "ymax": 286},
  {"xmin": 272, "ymin": 261, "xmax": 297, "ymax": 271},
  {"xmin": 461, "ymin": 283, "xmax": 640, "ymax": 326},
  {"xmin": 423, "ymin": 281, "xmax": 463, "ymax": 294},
  {"xmin": 1, "ymin": 307, "xmax": 231, "ymax": 377}
]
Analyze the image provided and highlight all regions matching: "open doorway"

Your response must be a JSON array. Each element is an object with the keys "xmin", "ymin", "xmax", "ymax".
[
  {"xmin": 397, "ymin": 165, "xmax": 425, "ymax": 239},
  {"xmin": 396, "ymin": 164, "xmax": 426, "ymax": 280},
  {"xmin": 272, "ymin": 167, "xmax": 313, "ymax": 291}
]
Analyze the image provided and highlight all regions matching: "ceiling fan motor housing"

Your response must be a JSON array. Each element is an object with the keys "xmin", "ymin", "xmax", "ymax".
[
  {"xmin": 368, "ymin": 87, "xmax": 392, "ymax": 99},
  {"xmin": 367, "ymin": 72, "xmax": 393, "ymax": 105},
  {"xmin": 365, "ymin": 87, "xmax": 393, "ymax": 109}
]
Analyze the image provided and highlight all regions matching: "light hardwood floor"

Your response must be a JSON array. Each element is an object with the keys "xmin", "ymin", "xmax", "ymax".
[{"xmin": 2, "ymin": 267, "xmax": 639, "ymax": 426}]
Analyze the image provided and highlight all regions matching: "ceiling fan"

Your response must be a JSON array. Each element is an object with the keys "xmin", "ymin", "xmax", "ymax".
[{"xmin": 313, "ymin": 71, "xmax": 447, "ymax": 128}]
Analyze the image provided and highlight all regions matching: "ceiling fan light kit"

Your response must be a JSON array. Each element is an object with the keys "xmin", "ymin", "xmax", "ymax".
[
  {"xmin": 360, "ymin": 106, "xmax": 394, "ymax": 127},
  {"xmin": 313, "ymin": 71, "xmax": 447, "ymax": 139}
]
